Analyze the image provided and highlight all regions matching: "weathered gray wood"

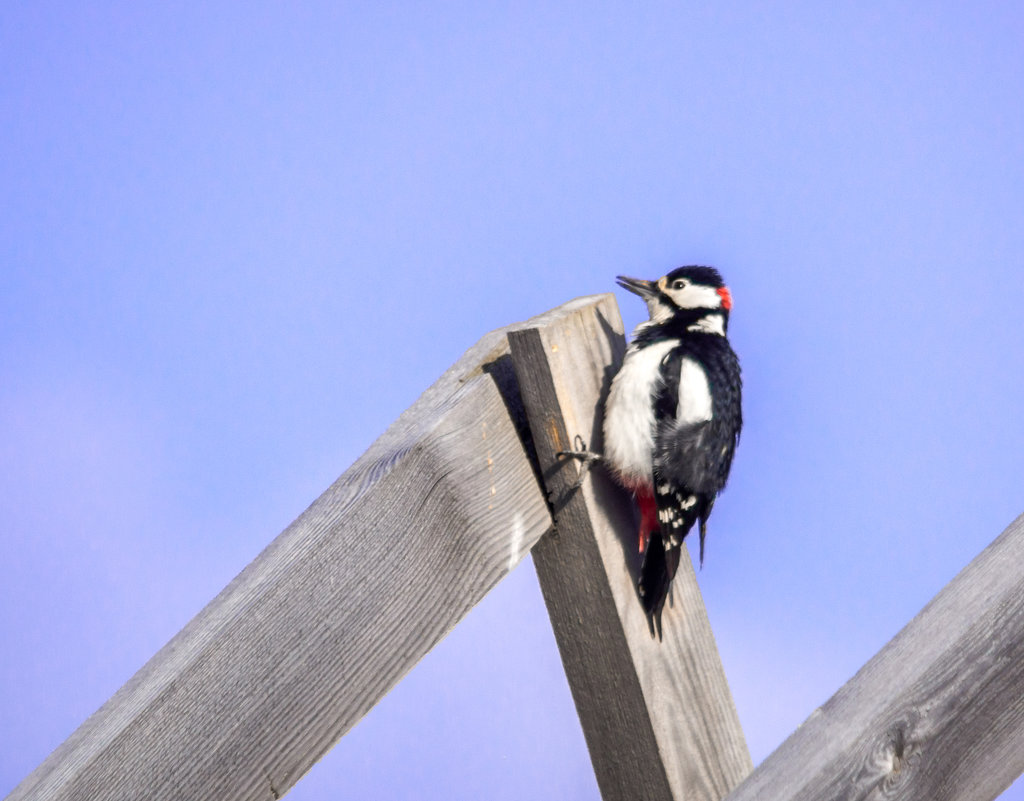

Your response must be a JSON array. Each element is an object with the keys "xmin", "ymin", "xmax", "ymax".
[
  {"xmin": 8, "ymin": 317, "xmax": 554, "ymax": 801},
  {"xmin": 508, "ymin": 294, "xmax": 753, "ymax": 801},
  {"xmin": 725, "ymin": 512, "xmax": 1024, "ymax": 801}
]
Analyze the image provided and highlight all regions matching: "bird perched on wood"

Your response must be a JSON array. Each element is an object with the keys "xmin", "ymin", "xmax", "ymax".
[{"xmin": 602, "ymin": 266, "xmax": 742, "ymax": 637}]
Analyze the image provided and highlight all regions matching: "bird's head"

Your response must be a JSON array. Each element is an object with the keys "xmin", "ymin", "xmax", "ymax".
[{"xmin": 617, "ymin": 266, "xmax": 732, "ymax": 327}]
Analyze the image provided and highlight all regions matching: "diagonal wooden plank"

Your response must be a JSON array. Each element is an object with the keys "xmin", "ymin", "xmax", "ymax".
[
  {"xmin": 508, "ymin": 294, "xmax": 752, "ymax": 801},
  {"xmin": 8, "ymin": 314, "xmax": 554, "ymax": 801},
  {"xmin": 725, "ymin": 511, "xmax": 1024, "ymax": 801}
]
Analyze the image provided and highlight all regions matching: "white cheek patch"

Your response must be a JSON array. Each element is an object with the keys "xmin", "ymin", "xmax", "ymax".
[{"xmin": 670, "ymin": 284, "xmax": 724, "ymax": 309}]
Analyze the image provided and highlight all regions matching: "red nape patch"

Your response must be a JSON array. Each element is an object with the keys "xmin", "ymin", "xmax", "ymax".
[
  {"xmin": 637, "ymin": 490, "xmax": 658, "ymax": 554},
  {"xmin": 717, "ymin": 286, "xmax": 733, "ymax": 310}
]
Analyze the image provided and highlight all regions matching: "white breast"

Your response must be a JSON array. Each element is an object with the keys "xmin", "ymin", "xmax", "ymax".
[{"xmin": 602, "ymin": 339, "xmax": 677, "ymax": 489}]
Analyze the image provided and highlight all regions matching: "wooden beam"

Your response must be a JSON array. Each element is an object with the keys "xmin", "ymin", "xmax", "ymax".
[
  {"xmin": 8, "ymin": 316, "xmax": 554, "ymax": 801},
  {"xmin": 508, "ymin": 294, "xmax": 752, "ymax": 801},
  {"xmin": 725, "ymin": 512, "xmax": 1024, "ymax": 801}
]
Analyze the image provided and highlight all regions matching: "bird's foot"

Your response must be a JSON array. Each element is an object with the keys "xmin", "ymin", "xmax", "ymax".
[{"xmin": 556, "ymin": 436, "xmax": 603, "ymax": 490}]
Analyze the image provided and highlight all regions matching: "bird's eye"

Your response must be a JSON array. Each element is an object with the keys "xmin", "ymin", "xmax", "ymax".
[{"xmin": 672, "ymin": 280, "xmax": 687, "ymax": 290}]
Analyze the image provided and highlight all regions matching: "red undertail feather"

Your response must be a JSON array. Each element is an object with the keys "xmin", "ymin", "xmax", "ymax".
[{"xmin": 637, "ymin": 489, "xmax": 657, "ymax": 554}]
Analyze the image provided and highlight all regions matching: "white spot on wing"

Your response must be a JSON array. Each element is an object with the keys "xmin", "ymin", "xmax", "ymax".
[{"xmin": 678, "ymin": 358, "xmax": 713, "ymax": 424}]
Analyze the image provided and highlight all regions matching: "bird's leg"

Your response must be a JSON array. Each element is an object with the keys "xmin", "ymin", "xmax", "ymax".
[{"xmin": 556, "ymin": 435, "xmax": 603, "ymax": 489}]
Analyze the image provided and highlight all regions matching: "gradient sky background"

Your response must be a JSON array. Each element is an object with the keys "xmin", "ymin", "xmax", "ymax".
[{"xmin": 3, "ymin": 3, "xmax": 1024, "ymax": 799}]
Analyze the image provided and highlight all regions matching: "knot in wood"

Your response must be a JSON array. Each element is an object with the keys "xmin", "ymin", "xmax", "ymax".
[{"xmin": 876, "ymin": 720, "xmax": 920, "ymax": 794}]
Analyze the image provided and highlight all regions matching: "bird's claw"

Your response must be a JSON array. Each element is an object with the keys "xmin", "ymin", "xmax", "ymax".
[{"xmin": 556, "ymin": 436, "xmax": 603, "ymax": 490}]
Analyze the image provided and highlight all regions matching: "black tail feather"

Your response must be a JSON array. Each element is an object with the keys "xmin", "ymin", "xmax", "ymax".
[
  {"xmin": 698, "ymin": 497, "xmax": 714, "ymax": 568},
  {"xmin": 638, "ymin": 536, "xmax": 683, "ymax": 639}
]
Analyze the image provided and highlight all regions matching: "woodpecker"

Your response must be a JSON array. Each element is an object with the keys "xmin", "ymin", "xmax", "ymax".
[{"xmin": 602, "ymin": 266, "xmax": 742, "ymax": 637}]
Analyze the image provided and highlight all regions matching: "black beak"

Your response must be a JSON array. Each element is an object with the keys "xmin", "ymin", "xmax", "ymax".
[{"xmin": 616, "ymin": 275, "xmax": 658, "ymax": 300}]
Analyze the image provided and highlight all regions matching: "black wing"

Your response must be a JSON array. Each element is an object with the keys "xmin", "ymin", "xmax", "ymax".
[{"xmin": 638, "ymin": 341, "xmax": 740, "ymax": 636}]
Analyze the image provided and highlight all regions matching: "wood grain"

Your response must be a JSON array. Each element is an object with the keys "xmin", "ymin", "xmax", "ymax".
[
  {"xmin": 508, "ymin": 294, "xmax": 752, "ymax": 801},
  {"xmin": 8, "ymin": 317, "xmax": 554, "ymax": 801},
  {"xmin": 726, "ymin": 512, "xmax": 1024, "ymax": 801}
]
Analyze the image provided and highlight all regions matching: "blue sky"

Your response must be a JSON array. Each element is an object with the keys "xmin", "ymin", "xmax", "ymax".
[{"xmin": 3, "ymin": 2, "xmax": 1024, "ymax": 799}]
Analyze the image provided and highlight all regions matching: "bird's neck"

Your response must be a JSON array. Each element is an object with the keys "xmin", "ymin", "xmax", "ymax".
[{"xmin": 633, "ymin": 310, "xmax": 727, "ymax": 345}]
